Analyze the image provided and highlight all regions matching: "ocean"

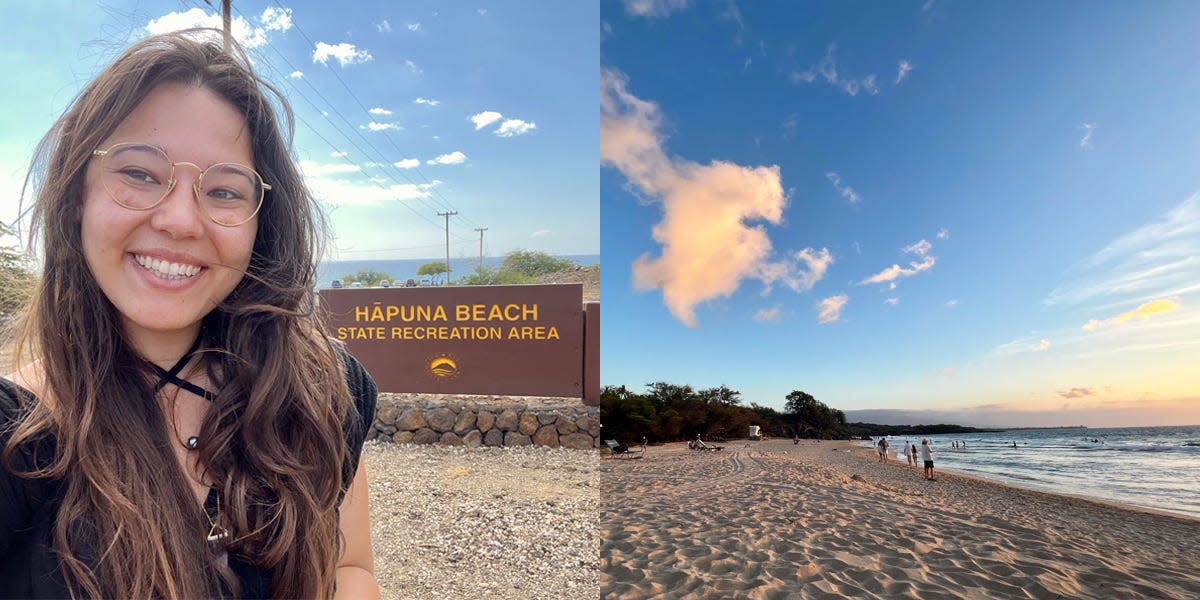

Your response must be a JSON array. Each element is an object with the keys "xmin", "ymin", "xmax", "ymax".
[
  {"xmin": 868, "ymin": 426, "xmax": 1200, "ymax": 519},
  {"xmin": 316, "ymin": 254, "xmax": 599, "ymax": 288}
]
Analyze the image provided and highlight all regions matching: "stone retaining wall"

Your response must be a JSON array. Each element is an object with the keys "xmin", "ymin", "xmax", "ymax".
[{"xmin": 369, "ymin": 393, "xmax": 601, "ymax": 450}]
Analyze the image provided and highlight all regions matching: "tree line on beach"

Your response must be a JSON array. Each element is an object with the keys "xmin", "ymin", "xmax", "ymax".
[
  {"xmin": 600, "ymin": 383, "xmax": 851, "ymax": 443},
  {"xmin": 600, "ymin": 382, "xmax": 998, "ymax": 444}
]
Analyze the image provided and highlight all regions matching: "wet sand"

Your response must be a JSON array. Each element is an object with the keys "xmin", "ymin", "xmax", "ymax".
[{"xmin": 600, "ymin": 439, "xmax": 1200, "ymax": 599}]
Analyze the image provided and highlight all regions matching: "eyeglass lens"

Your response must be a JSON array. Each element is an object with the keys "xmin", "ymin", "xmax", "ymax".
[{"xmin": 99, "ymin": 143, "xmax": 263, "ymax": 226}]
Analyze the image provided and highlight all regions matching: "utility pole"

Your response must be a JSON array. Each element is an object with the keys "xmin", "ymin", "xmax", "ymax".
[
  {"xmin": 221, "ymin": 0, "xmax": 232, "ymax": 52},
  {"xmin": 474, "ymin": 228, "xmax": 488, "ymax": 270},
  {"xmin": 438, "ymin": 211, "xmax": 457, "ymax": 285}
]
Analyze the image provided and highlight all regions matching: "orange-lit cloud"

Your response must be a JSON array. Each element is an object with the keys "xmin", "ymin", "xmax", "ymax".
[
  {"xmin": 817, "ymin": 294, "xmax": 848, "ymax": 324},
  {"xmin": 1082, "ymin": 298, "xmax": 1180, "ymax": 331},
  {"xmin": 601, "ymin": 68, "xmax": 829, "ymax": 326}
]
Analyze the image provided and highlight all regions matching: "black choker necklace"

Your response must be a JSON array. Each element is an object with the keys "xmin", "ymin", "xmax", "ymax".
[{"xmin": 153, "ymin": 335, "xmax": 216, "ymax": 450}]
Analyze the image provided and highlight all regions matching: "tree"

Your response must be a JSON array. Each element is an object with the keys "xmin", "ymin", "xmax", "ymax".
[
  {"xmin": 416, "ymin": 261, "xmax": 449, "ymax": 277},
  {"xmin": 456, "ymin": 265, "xmax": 531, "ymax": 286},
  {"xmin": 340, "ymin": 269, "xmax": 393, "ymax": 287},
  {"xmin": 0, "ymin": 225, "xmax": 36, "ymax": 321},
  {"xmin": 500, "ymin": 250, "xmax": 574, "ymax": 278}
]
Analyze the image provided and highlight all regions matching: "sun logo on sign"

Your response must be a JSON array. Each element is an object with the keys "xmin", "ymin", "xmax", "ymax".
[{"xmin": 428, "ymin": 353, "xmax": 460, "ymax": 379}]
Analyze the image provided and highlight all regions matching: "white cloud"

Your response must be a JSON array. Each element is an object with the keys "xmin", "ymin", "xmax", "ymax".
[
  {"xmin": 896, "ymin": 60, "xmax": 913, "ymax": 84},
  {"xmin": 146, "ymin": 8, "xmax": 288, "ymax": 49},
  {"xmin": 885, "ymin": 297, "xmax": 899, "ymax": 306},
  {"xmin": 297, "ymin": 160, "xmax": 361, "ymax": 177},
  {"xmin": 1046, "ymin": 193, "xmax": 1200, "ymax": 309},
  {"xmin": 376, "ymin": 20, "xmax": 392, "ymax": 33},
  {"xmin": 495, "ymin": 119, "xmax": 537, "ymax": 137},
  {"xmin": 1080, "ymin": 122, "xmax": 1096, "ymax": 149},
  {"xmin": 478, "ymin": 9, "xmax": 488, "ymax": 16},
  {"xmin": 753, "ymin": 307, "xmax": 781, "ymax": 322},
  {"xmin": 825, "ymin": 172, "xmax": 861, "ymax": 204},
  {"xmin": 862, "ymin": 240, "xmax": 937, "ymax": 285},
  {"xmin": 427, "ymin": 151, "xmax": 467, "ymax": 165},
  {"xmin": 791, "ymin": 45, "xmax": 878, "ymax": 97},
  {"xmin": 817, "ymin": 294, "xmax": 848, "ymax": 324},
  {"xmin": 945, "ymin": 299, "xmax": 958, "ymax": 307},
  {"xmin": 863, "ymin": 74, "xmax": 880, "ymax": 95},
  {"xmin": 937, "ymin": 227, "xmax": 949, "ymax": 240},
  {"xmin": 470, "ymin": 111, "xmax": 504, "ymax": 130},
  {"xmin": 313, "ymin": 42, "xmax": 373, "ymax": 67},
  {"xmin": 903, "ymin": 239, "xmax": 932, "ymax": 256},
  {"xmin": 414, "ymin": 97, "xmax": 440, "ymax": 106},
  {"xmin": 407, "ymin": 23, "xmax": 421, "ymax": 31},
  {"xmin": 405, "ymin": 60, "xmax": 422, "ymax": 73},
  {"xmin": 308, "ymin": 177, "xmax": 438, "ymax": 207},
  {"xmin": 602, "ymin": 67, "xmax": 826, "ymax": 327},
  {"xmin": 260, "ymin": 6, "xmax": 292, "ymax": 32},
  {"xmin": 623, "ymin": 0, "xmax": 691, "ymax": 18},
  {"xmin": 993, "ymin": 334, "xmax": 1057, "ymax": 357},
  {"xmin": 368, "ymin": 107, "xmax": 393, "ymax": 116},
  {"xmin": 531, "ymin": 229, "xmax": 551, "ymax": 238},
  {"xmin": 393, "ymin": 158, "xmax": 420, "ymax": 169},
  {"xmin": 923, "ymin": 0, "xmax": 936, "ymax": 12},
  {"xmin": 363, "ymin": 121, "xmax": 401, "ymax": 132},
  {"xmin": 330, "ymin": 151, "xmax": 348, "ymax": 158}
]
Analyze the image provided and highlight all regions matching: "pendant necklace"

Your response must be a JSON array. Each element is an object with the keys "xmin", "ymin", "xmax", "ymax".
[
  {"xmin": 152, "ymin": 335, "xmax": 216, "ymax": 450},
  {"xmin": 154, "ymin": 335, "xmax": 229, "ymax": 562}
]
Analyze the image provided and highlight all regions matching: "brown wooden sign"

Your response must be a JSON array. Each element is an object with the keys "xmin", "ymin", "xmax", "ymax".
[{"xmin": 319, "ymin": 284, "xmax": 585, "ymax": 399}]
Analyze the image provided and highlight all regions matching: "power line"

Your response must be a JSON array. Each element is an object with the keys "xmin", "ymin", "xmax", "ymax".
[{"xmin": 226, "ymin": 1, "xmax": 479, "ymax": 243}]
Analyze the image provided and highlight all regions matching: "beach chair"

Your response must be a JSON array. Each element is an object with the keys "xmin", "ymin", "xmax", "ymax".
[{"xmin": 603, "ymin": 439, "xmax": 643, "ymax": 459}]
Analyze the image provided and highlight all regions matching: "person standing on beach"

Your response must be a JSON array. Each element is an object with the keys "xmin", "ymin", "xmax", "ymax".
[
  {"xmin": 910, "ymin": 442, "xmax": 919, "ymax": 465},
  {"xmin": 903, "ymin": 440, "xmax": 914, "ymax": 466},
  {"xmin": 877, "ymin": 438, "xmax": 889, "ymax": 462},
  {"xmin": 921, "ymin": 439, "xmax": 936, "ymax": 480},
  {"xmin": 0, "ymin": 32, "xmax": 379, "ymax": 598},
  {"xmin": 641, "ymin": 436, "xmax": 647, "ymax": 453}
]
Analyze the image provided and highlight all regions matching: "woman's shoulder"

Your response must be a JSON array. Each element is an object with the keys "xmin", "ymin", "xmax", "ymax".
[{"xmin": 332, "ymin": 343, "xmax": 376, "ymax": 413}]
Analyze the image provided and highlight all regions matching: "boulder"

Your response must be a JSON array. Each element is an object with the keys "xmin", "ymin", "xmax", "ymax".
[
  {"xmin": 375, "ymin": 403, "xmax": 399, "ymax": 425},
  {"xmin": 560, "ymin": 433, "xmax": 594, "ymax": 450},
  {"xmin": 426, "ymin": 407, "xmax": 456, "ymax": 432},
  {"xmin": 518, "ymin": 412, "xmax": 540, "ymax": 436},
  {"xmin": 462, "ymin": 430, "xmax": 483, "ymax": 448},
  {"xmin": 374, "ymin": 433, "xmax": 392, "ymax": 444},
  {"xmin": 575, "ymin": 414, "xmax": 601, "ymax": 437},
  {"xmin": 394, "ymin": 431, "xmax": 414, "ymax": 445},
  {"xmin": 453, "ymin": 411, "xmax": 477, "ymax": 435},
  {"xmin": 379, "ymin": 424, "xmax": 398, "ymax": 435},
  {"xmin": 555, "ymin": 415, "xmax": 578, "ymax": 435},
  {"xmin": 504, "ymin": 432, "xmax": 532, "ymax": 447},
  {"xmin": 537, "ymin": 411, "xmax": 558, "ymax": 426},
  {"xmin": 412, "ymin": 428, "xmax": 439, "ymax": 445},
  {"xmin": 476, "ymin": 410, "xmax": 495, "ymax": 432},
  {"xmin": 396, "ymin": 408, "xmax": 427, "ymax": 431},
  {"xmin": 483, "ymin": 428, "xmax": 504, "ymax": 447},
  {"xmin": 440, "ymin": 432, "xmax": 463, "ymax": 447},
  {"xmin": 496, "ymin": 408, "xmax": 519, "ymax": 431},
  {"xmin": 532, "ymin": 425, "xmax": 560, "ymax": 448}
]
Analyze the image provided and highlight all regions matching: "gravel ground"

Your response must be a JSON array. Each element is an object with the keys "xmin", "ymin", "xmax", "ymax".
[{"xmin": 362, "ymin": 441, "xmax": 600, "ymax": 599}]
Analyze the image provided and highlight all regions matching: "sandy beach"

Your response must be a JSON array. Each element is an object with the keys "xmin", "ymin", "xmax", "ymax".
[{"xmin": 600, "ymin": 439, "xmax": 1200, "ymax": 599}]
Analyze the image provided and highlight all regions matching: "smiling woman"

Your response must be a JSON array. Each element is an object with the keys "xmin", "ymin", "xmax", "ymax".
[{"xmin": 1, "ymin": 31, "xmax": 379, "ymax": 599}]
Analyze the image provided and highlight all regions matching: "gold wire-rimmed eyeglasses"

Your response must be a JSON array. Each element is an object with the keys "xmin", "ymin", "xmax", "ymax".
[{"xmin": 92, "ymin": 142, "xmax": 270, "ymax": 227}]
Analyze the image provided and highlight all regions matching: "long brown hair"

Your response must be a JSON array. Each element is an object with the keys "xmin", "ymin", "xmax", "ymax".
[{"xmin": 3, "ymin": 31, "xmax": 352, "ymax": 598}]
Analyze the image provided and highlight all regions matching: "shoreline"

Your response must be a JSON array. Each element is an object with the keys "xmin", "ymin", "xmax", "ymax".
[
  {"xmin": 602, "ymin": 438, "xmax": 1200, "ymax": 599},
  {"xmin": 844, "ymin": 441, "xmax": 1200, "ymax": 524}
]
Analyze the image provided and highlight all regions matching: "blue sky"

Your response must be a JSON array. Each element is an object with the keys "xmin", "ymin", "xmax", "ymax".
[
  {"xmin": 601, "ymin": 1, "xmax": 1200, "ymax": 427},
  {"xmin": 0, "ymin": 0, "xmax": 598, "ymax": 262}
]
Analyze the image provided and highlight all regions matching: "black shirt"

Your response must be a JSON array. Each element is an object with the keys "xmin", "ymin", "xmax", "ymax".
[{"xmin": 0, "ymin": 350, "xmax": 377, "ymax": 599}]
